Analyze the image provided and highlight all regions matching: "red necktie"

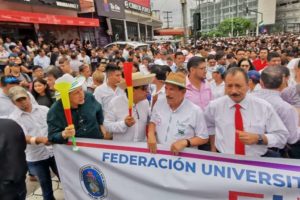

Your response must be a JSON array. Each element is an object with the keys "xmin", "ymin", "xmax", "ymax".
[{"xmin": 235, "ymin": 104, "xmax": 245, "ymax": 155}]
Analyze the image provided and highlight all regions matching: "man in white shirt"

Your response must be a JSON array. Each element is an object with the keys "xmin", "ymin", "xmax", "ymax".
[
  {"xmin": 33, "ymin": 49, "xmax": 50, "ymax": 69},
  {"xmin": 8, "ymin": 86, "xmax": 59, "ymax": 200},
  {"xmin": 0, "ymin": 76, "xmax": 37, "ymax": 118},
  {"xmin": 77, "ymin": 49, "xmax": 91, "ymax": 65},
  {"xmin": 210, "ymin": 65, "xmax": 225, "ymax": 99},
  {"xmin": 104, "ymin": 72, "xmax": 155, "ymax": 142},
  {"xmin": 147, "ymin": 72, "xmax": 209, "ymax": 155},
  {"xmin": 204, "ymin": 67, "xmax": 289, "ymax": 157},
  {"xmin": 94, "ymin": 64, "xmax": 125, "ymax": 116},
  {"xmin": 254, "ymin": 66, "xmax": 300, "ymax": 155}
]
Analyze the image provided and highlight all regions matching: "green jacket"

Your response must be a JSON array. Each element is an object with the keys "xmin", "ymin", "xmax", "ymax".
[{"xmin": 47, "ymin": 92, "xmax": 104, "ymax": 144}]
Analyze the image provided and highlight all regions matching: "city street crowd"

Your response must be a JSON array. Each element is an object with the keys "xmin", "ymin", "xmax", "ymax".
[{"xmin": 1, "ymin": 33, "xmax": 300, "ymax": 199}]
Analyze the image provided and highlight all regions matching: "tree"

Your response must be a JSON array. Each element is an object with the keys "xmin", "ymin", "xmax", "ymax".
[{"xmin": 217, "ymin": 17, "xmax": 253, "ymax": 36}]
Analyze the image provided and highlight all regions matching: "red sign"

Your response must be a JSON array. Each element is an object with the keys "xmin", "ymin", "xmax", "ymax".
[
  {"xmin": 0, "ymin": 9, "xmax": 99, "ymax": 27},
  {"xmin": 128, "ymin": 0, "xmax": 150, "ymax": 8}
]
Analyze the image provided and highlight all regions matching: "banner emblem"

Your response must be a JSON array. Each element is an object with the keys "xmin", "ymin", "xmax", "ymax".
[{"xmin": 80, "ymin": 165, "xmax": 107, "ymax": 199}]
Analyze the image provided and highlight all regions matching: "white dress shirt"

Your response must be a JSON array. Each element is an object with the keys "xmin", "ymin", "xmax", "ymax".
[
  {"xmin": 151, "ymin": 97, "xmax": 209, "ymax": 146},
  {"xmin": 9, "ymin": 104, "xmax": 53, "ymax": 162},
  {"xmin": 104, "ymin": 96, "xmax": 150, "ymax": 142},
  {"xmin": 204, "ymin": 95, "xmax": 289, "ymax": 157},
  {"xmin": 210, "ymin": 81, "xmax": 225, "ymax": 99},
  {"xmin": 93, "ymin": 82, "xmax": 125, "ymax": 116},
  {"xmin": 254, "ymin": 89, "xmax": 300, "ymax": 144}
]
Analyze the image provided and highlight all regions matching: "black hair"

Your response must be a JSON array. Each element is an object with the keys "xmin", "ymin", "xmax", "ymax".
[
  {"xmin": 31, "ymin": 78, "xmax": 54, "ymax": 105},
  {"xmin": 267, "ymin": 51, "xmax": 280, "ymax": 62},
  {"xmin": 261, "ymin": 66, "xmax": 283, "ymax": 89},
  {"xmin": 237, "ymin": 58, "xmax": 256, "ymax": 71},
  {"xmin": 187, "ymin": 56, "xmax": 206, "ymax": 72},
  {"xmin": 174, "ymin": 52, "xmax": 184, "ymax": 58},
  {"xmin": 105, "ymin": 63, "xmax": 121, "ymax": 73}
]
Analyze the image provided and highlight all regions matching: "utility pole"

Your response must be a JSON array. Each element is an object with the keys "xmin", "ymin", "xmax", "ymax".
[
  {"xmin": 180, "ymin": 0, "xmax": 188, "ymax": 46},
  {"xmin": 163, "ymin": 11, "xmax": 173, "ymax": 28}
]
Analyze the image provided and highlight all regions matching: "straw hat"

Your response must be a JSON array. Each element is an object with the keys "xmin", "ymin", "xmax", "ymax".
[
  {"xmin": 165, "ymin": 72, "xmax": 186, "ymax": 88},
  {"xmin": 117, "ymin": 72, "xmax": 155, "ymax": 90}
]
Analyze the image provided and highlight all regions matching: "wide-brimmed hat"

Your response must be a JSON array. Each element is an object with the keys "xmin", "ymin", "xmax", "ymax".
[
  {"xmin": 55, "ymin": 74, "xmax": 85, "ymax": 93},
  {"xmin": 117, "ymin": 72, "xmax": 155, "ymax": 90},
  {"xmin": 165, "ymin": 72, "xmax": 186, "ymax": 88},
  {"xmin": 8, "ymin": 86, "xmax": 28, "ymax": 101}
]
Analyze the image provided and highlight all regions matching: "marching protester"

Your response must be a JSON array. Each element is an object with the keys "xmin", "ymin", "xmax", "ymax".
[
  {"xmin": 47, "ymin": 74, "xmax": 109, "ymax": 144},
  {"xmin": 104, "ymin": 72, "xmax": 155, "ymax": 142},
  {"xmin": 204, "ymin": 67, "xmax": 289, "ymax": 157},
  {"xmin": 94, "ymin": 64, "xmax": 125, "ymax": 116},
  {"xmin": 9, "ymin": 86, "xmax": 59, "ymax": 200},
  {"xmin": 147, "ymin": 72, "xmax": 209, "ymax": 155},
  {"xmin": 185, "ymin": 56, "xmax": 212, "ymax": 110}
]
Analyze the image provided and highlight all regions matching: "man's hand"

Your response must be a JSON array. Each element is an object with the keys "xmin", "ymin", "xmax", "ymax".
[
  {"xmin": 62, "ymin": 125, "xmax": 75, "ymax": 139},
  {"xmin": 125, "ymin": 116, "xmax": 135, "ymax": 127},
  {"xmin": 147, "ymin": 134, "xmax": 157, "ymax": 154},
  {"xmin": 237, "ymin": 130, "xmax": 260, "ymax": 145},
  {"xmin": 36, "ymin": 137, "xmax": 51, "ymax": 145},
  {"xmin": 170, "ymin": 139, "xmax": 188, "ymax": 155}
]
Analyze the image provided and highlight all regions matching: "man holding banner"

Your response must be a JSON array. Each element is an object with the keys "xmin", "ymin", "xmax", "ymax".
[
  {"xmin": 47, "ymin": 74, "xmax": 108, "ymax": 144},
  {"xmin": 104, "ymin": 72, "xmax": 155, "ymax": 142},
  {"xmin": 147, "ymin": 72, "xmax": 209, "ymax": 155},
  {"xmin": 204, "ymin": 67, "xmax": 289, "ymax": 157}
]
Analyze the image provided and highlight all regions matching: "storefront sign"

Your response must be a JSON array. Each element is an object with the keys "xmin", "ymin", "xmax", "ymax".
[
  {"xmin": 9, "ymin": 0, "xmax": 80, "ymax": 10},
  {"xmin": 0, "ymin": 9, "xmax": 99, "ymax": 27},
  {"xmin": 95, "ymin": 0, "xmax": 125, "ymax": 19},
  {"xmin": 125, "ymin": 0, "xmax": 151, "ymax": 14},
  {"xmin": 53, "ymin": 138, "xmax": 300, "ymax": 200}
]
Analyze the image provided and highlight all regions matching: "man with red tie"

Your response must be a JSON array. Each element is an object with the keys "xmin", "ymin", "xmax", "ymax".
[{"xmin": 204, "ymin": 67, "xmax": 288, "ymax": 157}]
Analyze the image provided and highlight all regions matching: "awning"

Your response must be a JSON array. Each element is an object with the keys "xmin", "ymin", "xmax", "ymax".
[{"xmin": 0, "ymin": 9, "xmax": 99, "ymax": 27}]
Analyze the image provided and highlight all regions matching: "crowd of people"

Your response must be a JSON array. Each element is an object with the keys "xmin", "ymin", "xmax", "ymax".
[{"xmin": 1, "ymin": 33, "xmax": 300, "ymax": 199}]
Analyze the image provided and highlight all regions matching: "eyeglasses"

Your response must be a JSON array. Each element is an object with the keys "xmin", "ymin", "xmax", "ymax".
[{"xmin": 240, "ymin": 65, "xmax": 250, "ymax": 67}]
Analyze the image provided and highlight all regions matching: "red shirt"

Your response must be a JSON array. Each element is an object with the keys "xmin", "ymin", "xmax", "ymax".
[{"xmin": 253, "ymin": 59, "xmax": 268, "ymax": 71}]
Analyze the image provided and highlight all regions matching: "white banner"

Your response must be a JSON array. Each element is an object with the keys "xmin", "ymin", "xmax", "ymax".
[{"xmin": 53, "ymin": 139, "xmax": 300, "ymax": 200}]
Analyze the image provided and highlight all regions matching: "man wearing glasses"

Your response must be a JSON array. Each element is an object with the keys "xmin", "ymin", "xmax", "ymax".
[
  {"xmin": 185, "ymin": 56, "xmax": 212, "ymax": 110},
  {"xmin": 104, "ymin": 72, "xmax": 155, "ymax": 142}
]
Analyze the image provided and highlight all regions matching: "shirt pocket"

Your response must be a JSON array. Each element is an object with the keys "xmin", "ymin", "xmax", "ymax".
[{"xmin": 245, "ymin": 120, "xmax": 265, "ymax": 135}]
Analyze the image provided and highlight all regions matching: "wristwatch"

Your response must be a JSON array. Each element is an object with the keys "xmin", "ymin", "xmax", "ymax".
[{"xmin": 257, "ymin": 134, "xmax": 264, "ymax": 145}]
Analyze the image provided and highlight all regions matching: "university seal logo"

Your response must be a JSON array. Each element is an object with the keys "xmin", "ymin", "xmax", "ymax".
[{"xmin": 80, "ymin": 165, "xmax": 107, "ymax": 199}]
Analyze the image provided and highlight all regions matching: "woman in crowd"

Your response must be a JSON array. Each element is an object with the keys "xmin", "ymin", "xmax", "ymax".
[{"xmin": 31, "ymin": 78, "xmax": 54, "ymax": 108}]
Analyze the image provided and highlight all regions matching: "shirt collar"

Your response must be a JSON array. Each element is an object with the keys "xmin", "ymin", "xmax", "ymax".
[
  {"xmin": 227, "ymin": 94, "xmax": 249, "ymax": 110},
  {"xmin": 169, "ymin": 98, "xmax": 187, "ymax": 113},
  {"xmin": 259, "ymin": 88, "xmax": 280, "ymax": 96}
]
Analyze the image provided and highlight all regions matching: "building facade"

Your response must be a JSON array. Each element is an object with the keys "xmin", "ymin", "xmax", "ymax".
[{"xmin": 276, "ymin": 0, "xmax": 300, "ymax": 32}]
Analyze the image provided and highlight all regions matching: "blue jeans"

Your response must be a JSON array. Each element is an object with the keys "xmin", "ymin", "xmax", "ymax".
[{"xmin": 27, "ymin": 156, "xmax": 59, "ymax": 200}]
